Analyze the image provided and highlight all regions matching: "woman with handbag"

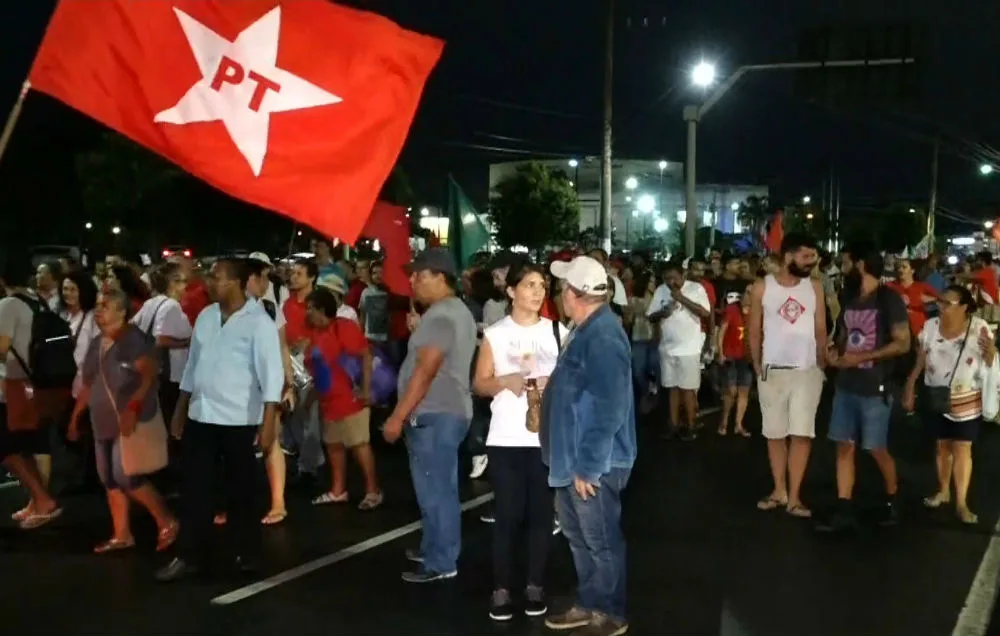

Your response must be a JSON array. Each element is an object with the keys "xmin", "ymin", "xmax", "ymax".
[
  {"xmin": 68, "ymin": 289, "xmax": 179, "ymax": 553},
  {"xmin": 902, "ymin": 285, "xmax": 999, "ymax": 525},
  {"xmin": 472, "ymin": 262, "xmax": 568, "ymax": 622}
]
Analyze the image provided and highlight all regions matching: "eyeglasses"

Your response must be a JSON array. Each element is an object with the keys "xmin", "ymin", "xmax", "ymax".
[{"xmin": 937, "ymin": 298, "xmax": 961, "ymax": 307}]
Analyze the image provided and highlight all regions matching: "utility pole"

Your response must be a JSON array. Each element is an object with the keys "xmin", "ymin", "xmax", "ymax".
[
  {"xmin": 599, "ymin": 0, "xmax": 614, "ymax": 254},
  {"xmin": 927, "ymin": 137, "xmax": 939, "ymax": 246}
]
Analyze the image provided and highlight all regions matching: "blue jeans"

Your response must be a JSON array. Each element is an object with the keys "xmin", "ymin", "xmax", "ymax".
[
  {"xmin": 630, "ymin": 340, "xmax": 659, "ymax": 391},
  {"xmin": 828, "ymin": 389, "xmax": 892, "ymax": 451},
  {"xmin": 406, "ymin": 412, "xmax": 470, "ymax": 573},
  {"xmin": 555, "ymin": 467, "xmax": 631, "ymax": 621}
]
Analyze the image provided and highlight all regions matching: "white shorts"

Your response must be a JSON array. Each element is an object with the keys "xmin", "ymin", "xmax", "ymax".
[
  {"xmin": 757, "ymin": 366, "xmax": 825, "ymax": 439},
  {"xmin": 660, "ymin": 354, "xmax": 701, "ymax": 391}
]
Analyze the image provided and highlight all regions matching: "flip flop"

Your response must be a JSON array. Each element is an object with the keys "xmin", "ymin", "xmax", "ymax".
[
  {"xmin": 312, "ymin": 491, "xmax": 348, "ymax": 505},
  {"xmin": 786, "ymin": 503, "xmax": 812, "ymax": 519},
  {"xmin": 756, "ymin": 495, "xmax": 788, "ymax": 511},
  {"xmin": 20, "ymin": 507, "xmax": 63, "ymax": 530},
  {"xmin": 94, "ymin": 537, "xmax": 136, "ymax": 554},
  {"xmin": 261, "ymin": 510, "xmax": 287, "ymax": 525}
]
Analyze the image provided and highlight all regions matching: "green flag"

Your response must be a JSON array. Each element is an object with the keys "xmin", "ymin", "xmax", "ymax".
[{"xmin": 447, "ymin": 175, "xmax": 490, "ymax": 268}]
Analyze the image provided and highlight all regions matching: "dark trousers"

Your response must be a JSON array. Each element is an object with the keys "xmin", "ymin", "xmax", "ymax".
[
  {"xmin": 488, "ymin": 446, "xmax": 553, "ymax": 590},
  {"xmin": 177, "ymin": 420, "xmax": 261, "ymax": 563}
]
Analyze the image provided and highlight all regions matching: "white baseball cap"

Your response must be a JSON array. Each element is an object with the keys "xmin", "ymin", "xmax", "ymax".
[
  {"xmin": 248, "ymin": 251, "xmax": 272, "ymax": 266},
  {"xmin": 550, "ymin": 256, "xmax": 609, "ymax": 295}
]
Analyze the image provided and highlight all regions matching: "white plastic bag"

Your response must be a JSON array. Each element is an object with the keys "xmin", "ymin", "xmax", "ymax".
[{"xmin": 981, "ymin": 359, "xmax": 1000, "ymax": 422}]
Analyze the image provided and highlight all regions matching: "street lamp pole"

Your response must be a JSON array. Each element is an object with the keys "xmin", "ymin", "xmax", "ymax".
[{"xmin": 683, "ymin": 56, "xmax": 916, "ymax": 258}]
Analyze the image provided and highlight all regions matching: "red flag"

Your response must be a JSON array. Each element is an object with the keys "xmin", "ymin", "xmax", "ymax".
[
  {"xmin": 363, "ymin": 201, "xmax": 411, "ymax": 297},
  {"xmin": 28, "ymin": 0, "xmax": 443, "ymax": 244},
  {"xmin": 765, "ymin": 210, "xmax": 784, "ymax": 253}
]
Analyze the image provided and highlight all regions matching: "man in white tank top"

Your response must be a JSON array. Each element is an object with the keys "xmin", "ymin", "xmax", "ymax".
[{"xmin": 748, "ymin": 233, "xmax": 827, "ymax": 519}]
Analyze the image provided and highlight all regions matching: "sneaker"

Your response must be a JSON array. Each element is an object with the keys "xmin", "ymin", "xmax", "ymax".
[
  {"xmin": 401, "ymin": 568, "xmax": 458, "ymax": 583},
  {"xmin": 815, "ymin": 500, "xmax": 859, "ymax": 533},
  {"xmin": 552, "ymin": 517, "xmax": 561, "ymax": 536},
  {"xmin": 524, "ymin": 585, "xmax": 547, "ymax": 616},
  {"xmin": 545, "ymin": 606, "xmax": 592, "ymax": 631},
  {"xmin": 404, "ymin": 548, "xmax": 423, "ymax": 563},
  {"xmin": 480, "ymin": 511, "xmax": 495, "ymax": 524},
  {"xmin": 878, "ymin": 495, "xmax": 899, "ymax": 527},
  {"xmin": 470, "ymin": 454, "xmax": 489, "ymax": 479},
  {"xmin": 579, "ymin": 611, "xmax": 629, "ymax": 636},
  {"xmin": 489, "ymin": 589, "xmax": 514, "ymax": 621}
]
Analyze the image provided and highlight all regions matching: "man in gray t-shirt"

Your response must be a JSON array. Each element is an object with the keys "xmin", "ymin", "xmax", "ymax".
[{"xmin": 382, "ymin": 247, "xmax": 477, "ymax": 582}]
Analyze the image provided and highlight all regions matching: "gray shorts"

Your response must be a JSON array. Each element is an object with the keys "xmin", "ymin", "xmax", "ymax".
[{"xmin": 660, "ymin": 354, "xmax": 701, "ymax": 390}]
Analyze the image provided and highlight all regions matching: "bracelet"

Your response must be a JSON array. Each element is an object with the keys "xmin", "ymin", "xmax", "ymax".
[{"xmin": 126, "ymin": 399, "xmax": 143, "ymax": 415}]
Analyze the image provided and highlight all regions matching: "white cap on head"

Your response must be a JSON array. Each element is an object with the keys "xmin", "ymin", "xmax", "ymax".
[
  {"xmin": 248, "ymin": 251, "xmax": 272, "ymax": 267},
  {"xmin": 318, "ymin": 273, "xmax": 347, "ymax": 295},
  {"xmin": 550, "ymin": 256, "xmax": 609, "ymax": 296}
]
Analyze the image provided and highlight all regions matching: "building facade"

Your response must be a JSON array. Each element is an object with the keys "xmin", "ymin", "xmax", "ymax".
[{"xmin": 488, "ymin": 157, "xmax": 768, "ymax": 247}]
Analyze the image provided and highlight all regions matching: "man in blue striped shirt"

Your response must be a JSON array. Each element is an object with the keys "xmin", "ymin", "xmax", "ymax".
[{"xmin": 156, "ymin": 257, "xmax": 284, "ymax": 582}]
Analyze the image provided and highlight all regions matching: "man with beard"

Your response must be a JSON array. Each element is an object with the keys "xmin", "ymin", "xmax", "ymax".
[
  {"xmin": 749, "ymin": 233, "xmax": 827, "ymax": 519},
  {"xmin": 818, "ymin": 244, "xmax": 908, "ymax": 532}
]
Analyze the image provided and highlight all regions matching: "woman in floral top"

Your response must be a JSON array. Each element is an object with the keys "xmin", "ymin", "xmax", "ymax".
[{"xmin": 902, "ymin": 285, "xmax": 998, "ymax": 524}]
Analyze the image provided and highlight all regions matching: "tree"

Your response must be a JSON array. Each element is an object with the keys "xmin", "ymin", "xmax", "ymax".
[
  {"xmin": 75, "ymin": 132, "xmax": 181, "ymax": 244},
  {"xmin": 736, "ymin": 195, "xmax": 771, "ymax": 237},
  {"xmin": 489, "ymin": 161, "xmax": 580, "ymax": 253}
]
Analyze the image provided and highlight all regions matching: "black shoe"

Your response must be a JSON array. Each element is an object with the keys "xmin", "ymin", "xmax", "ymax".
[
  {"xmin": 401, "ymin": 568, "xmax": 458, "ymax": 583},
  {"xmin": 878, "ymin": 495, "xmax": 900, "ymax": 527},
  {"xmin": 489, "ymin": 589, "xmax": 514, "ymax": 621},
  {"xmin": 155, "ymin": 557, "xmax": 200, "ymax": 582},
  {"xmin": 524, "ymin": 585, "xmax": 547, "ymax": 617},
  {"xmin": 680, "ymin": 428, "xmax": 697, "ymax": 442},
  {"xmin": 815, "ymin": 501, "xmax": 859, "ymax": 533}
]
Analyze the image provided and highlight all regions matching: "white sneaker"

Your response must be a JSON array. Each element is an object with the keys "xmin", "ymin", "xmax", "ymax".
[{"xmin": 470, "ymin": 454, "xmax": 489, "ymax": 479}]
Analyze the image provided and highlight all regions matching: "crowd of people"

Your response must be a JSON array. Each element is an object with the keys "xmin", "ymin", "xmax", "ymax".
[{"xmin": 0, "ymin": 234, "xmax": 998, "ymax": 636}]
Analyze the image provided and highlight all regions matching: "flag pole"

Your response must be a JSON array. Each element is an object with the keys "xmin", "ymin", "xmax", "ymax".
[{"xmin": 0, "ymin": 80, "xmax": 31, "ymax": 166}]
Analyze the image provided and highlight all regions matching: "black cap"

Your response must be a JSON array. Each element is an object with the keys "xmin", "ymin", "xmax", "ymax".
[{"xmin": 406, "ymin": 247, "xmax": 458, "ymax": 277}]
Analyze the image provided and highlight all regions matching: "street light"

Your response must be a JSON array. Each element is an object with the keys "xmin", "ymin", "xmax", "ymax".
[
  {"xmin": 636, "ymin": 194, "xmax": 656, "ymax": 214},
  {"xmin": 981, "ymin": 164, "xmax": 994, "ymax": 175},
  {"xmin": 624, "ymin": 176, "xmax": 638, "ymax": 190},
  {"xmin": 802, "ymin": 196, "xmax": 811, "ymax": 204},
  {"xmin": 691, "ymin": 61, "xmax": 716, "ymax": 87},
  {"xmin": 909, "ymin": 208, "xmax": 916, "ymax": 214},
  {"xmin": 653, "ymin": 218, "xmax": 669, "ymax": 233},
  {"xmin": 420, "ymin": 207, "xmax": 430, "ymax": 217},
  {"xmin": 111, "ymin": 226, "xmax": 121, "ymax": 235},
  {"xmin": 568, "ymin": 159, "xmax": 579, "ymax": 168},
  {"xmin": 730, "ymin": 202, "xmax": 739, "ymax": 211},
  {"xmin": 84, "ymin": 222, "xmax": 93, "ymax": 230},
  {"xmin": 658, "ymin": 160, "xmax": 667, "ymax": 170},
  {"xmin": 806, "ymin": 213, "xmax": 814, "ymax": 220},
  {"xmin": 985, "ymin": 220, "xmax": 995, "ymax": 230}
]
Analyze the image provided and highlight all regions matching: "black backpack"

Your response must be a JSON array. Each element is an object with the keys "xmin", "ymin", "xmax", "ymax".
[
  {"xmin": 143, "ymin": 299, "xmax": 171, "ymax": 382},
  {"xmin": 11, "ymin": 293, "xmax": 77, "ymax": 389}
]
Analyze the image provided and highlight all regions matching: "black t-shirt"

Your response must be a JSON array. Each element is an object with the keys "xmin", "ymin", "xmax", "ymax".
[{"xmin": 835, "ymin": 287, "xmax": 908, "ymax": 396}]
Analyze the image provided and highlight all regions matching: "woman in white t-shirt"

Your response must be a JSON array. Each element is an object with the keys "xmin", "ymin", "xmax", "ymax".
[
  {"xmin": 131, "ymin": 263, "xmax": 192, "ymax": 423},
  {"xmin": 903, "ymin": 285, "xmax": 998, "ymax": 524},
  {"xmin": 59, "ymin": 272, "xmax": 101, "ymax": 401},
  {"xmin": 473, "ymin": 262, "xmax": 568, "ymax": 622}
]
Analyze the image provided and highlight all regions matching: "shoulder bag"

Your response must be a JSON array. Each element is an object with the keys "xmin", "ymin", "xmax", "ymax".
[
  {"xmin": 99, "ymin": 344, "xmax": 168, "ymax": 477},
  {"xmin": 922, "ymin": 318, "xmax": 972, "ymax": 415}
]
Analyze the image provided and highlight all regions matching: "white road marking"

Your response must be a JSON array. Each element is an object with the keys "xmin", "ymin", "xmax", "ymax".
[
  {"xmin": 210, "ymin": 491, "xmax": 495, "ymax": 606},
  {"xmin": 952, "ymin": 516, "xmax": 1000, "ymax": 636}
]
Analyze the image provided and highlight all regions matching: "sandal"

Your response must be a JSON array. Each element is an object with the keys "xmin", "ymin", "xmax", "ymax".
[
  {"xmin": 717, "ymin": 427, "xmax": 728, "ymax": 436},
  {"xmin": 786, "ymin": 503, "xmax": 812, "ymax": 519},
  {"xmin": 94, "ymin": 537, "xmax": 136, "ymax": 554},
  {"xmin": 735, "ymin": 428, "xmax": 751, "ymax": 438},
  {"xmin": 11, "ymin": 505, "xmax": 33, "ymax": 522},
  {"xmin": 358, "ymin": 492, "xmax": 384, "ymax": 511},
  {"xmin": 157, "ymin": 521, "xmax": 180, "ymax": 552},
  {"xmin": 261, "ymin": 510, "xmax": 288, "ymax": 525},
  {"xmin": 957, "ymin": 508, "xmax": 979, "ymax": 525},
  {"xmin": 312, "ymin": 491, "xmax": 349, "ymax": 505},
  {"xmin": 756, "ymin": 495, "xmax": 788, "ymax": 511},
  {"xmin": 19, "ymin": 507, "xmax": 63, "ymax": 530},
  {"xmin": 923, "ymin": 493, "xmax": 951, "ymax": 509}
]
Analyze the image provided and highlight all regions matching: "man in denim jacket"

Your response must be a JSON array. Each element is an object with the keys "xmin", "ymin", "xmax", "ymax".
[{"xmin": 541, "ymin": 256, "xmax": 636, "ymax": 636}]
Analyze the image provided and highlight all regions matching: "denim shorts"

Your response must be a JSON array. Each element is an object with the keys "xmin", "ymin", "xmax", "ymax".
[
  {"xmin": 722, "ymin": 360, "xmax": 753, "ymax": 389},
  {"xmin": 828, "ymin": 389, "xmax": 892, "ymax": 451}
]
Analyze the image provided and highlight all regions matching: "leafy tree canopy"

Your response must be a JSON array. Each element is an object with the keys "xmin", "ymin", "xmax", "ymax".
[{"xmin": 489, "ymin": 161, "xmax": 580, "ymax": 252}]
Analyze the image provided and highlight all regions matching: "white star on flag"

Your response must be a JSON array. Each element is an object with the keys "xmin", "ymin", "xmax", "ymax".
[{"xmin": 154, "ymin": 6, "xmax": 342, "ymax": 176}]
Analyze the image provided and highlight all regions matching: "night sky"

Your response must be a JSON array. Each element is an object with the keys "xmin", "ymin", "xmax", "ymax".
[{"xmin": 2, "ymin": 0, "xmax": 999, "ymax": 250}]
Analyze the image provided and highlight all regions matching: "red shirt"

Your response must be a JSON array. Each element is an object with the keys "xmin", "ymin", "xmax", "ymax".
[
  {"xmin": 540, "ymin": 297, "xmax": 559, "ymax": 321},
  {"xmin": 307, "ymin": 318, "xmax": 369, "ymax": 421},
  {"xmin": 721, "ymin": 304, "xmax": 747, "ymax": 360},
  {"xmin": 180, "ymin": 278, "xmax": 210, "ymax": 325},
  {"xmin": 282, "ymin": 294, "xmax": 309, "ymax": 345},
  {"xmin": 886, "ymin": 280, "xmax": 937, "ymax": 335},
  {"xmin": 972, "ymin": 268, "xmax": 999, "ymax": 305},
  {"xmin": 345, "ymin": 280, "xmax": 366, "ymax": 311}
]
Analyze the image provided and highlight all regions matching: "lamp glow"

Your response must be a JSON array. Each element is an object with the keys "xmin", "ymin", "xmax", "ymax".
[
  {"xmin": 625, "ymin": 176, "xmax": 638, "ymax": 190},
  {"xmin": 569, "ymin": 159, "xmax": 579, "ymax": 168},
  {"xmin": 111, "ymin": 226, "xmax": 121, "ymax": 235},
  {"xmin": 658, "ymin": 160, "xmax": 667, "ymax": 170},
  {"xmin": 981, "ymin": 164, "xmax": 994, "ymax": 175},
  {"xmin": 653, "ymin": 218, "xmax": 669, "ymax": 233},
  {"xmin": 637, "ymin": 194, "xmax": 656, "ymax": 214},
  {"xmin": 691, "ymin": 61, "xmax": 716, "ymax": 87}
]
